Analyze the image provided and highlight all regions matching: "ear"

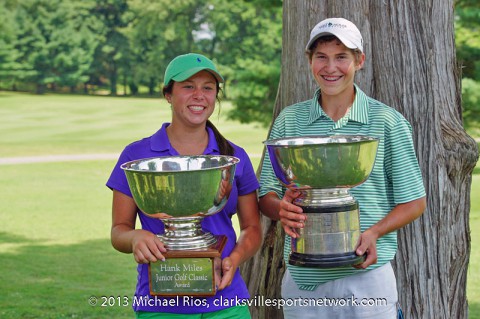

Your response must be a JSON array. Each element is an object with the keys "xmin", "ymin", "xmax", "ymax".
[
  {"xmin": 356, "ymin": 53, "xmax": 366, "ymax": 70},
  {"xmin": 165, "ymin": 93, "xmax": 172, "ymax": 104}
]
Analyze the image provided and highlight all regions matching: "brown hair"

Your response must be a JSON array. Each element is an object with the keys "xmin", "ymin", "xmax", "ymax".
[
  {"xmin": 306, "ymin": 35, "xmax": 363, "ymax": 65},
  {"xmin": 162, "ymin": 81, "xmax": 234, "ymax": 156}
]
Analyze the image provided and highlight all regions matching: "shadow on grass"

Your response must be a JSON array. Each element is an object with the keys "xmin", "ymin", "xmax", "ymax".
[
  {"xmin": 0, "ymin": 231, "xmax": 37, "ymax": 244},
  {"xmin": 0, "ymin": 232, "xmax": 136, "ymax": 319}
]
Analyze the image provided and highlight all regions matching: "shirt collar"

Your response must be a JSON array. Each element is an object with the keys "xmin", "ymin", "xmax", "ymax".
[
  {"xmin": 150, "ymin": 123, "xmax": 220, "ymax": 154},
  {"xmin": 307, "ymin": 84, "xmax": 370, "ymax": 125}
]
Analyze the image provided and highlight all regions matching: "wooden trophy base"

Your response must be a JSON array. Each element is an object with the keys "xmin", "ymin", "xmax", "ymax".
[{"xmin": 148, "ymin": 235, "xmax": 227, "ymax": 297}]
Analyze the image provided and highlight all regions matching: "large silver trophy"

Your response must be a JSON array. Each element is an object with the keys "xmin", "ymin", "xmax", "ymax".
[
  {"xmin": 121, "ymin": 155, "xmax": 239, "ymax": 296},
  {"xmin": 264, "ymin": 135, "xmax": 379, "ymax": 268}
]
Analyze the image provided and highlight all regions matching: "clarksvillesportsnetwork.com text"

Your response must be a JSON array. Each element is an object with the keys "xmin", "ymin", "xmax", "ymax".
[{"xmin": 129, "ymin": 295, "xmax": 388, "ymax": 309}]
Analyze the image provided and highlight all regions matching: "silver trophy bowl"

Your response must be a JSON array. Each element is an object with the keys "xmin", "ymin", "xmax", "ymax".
[
  {"xmin": 264, "ymin": 135, "xmax": 379, "ymax": 267},
  {"xmin": 121, "ymin": 155, "xmax": 239, "ymax": 250},
  {"xmin": 264, "ymin": 135, "xmax": 378, "ymax": 189}
]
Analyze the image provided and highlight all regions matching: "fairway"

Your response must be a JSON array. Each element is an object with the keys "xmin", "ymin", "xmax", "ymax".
[
  {"xmin": 0, "ymin": 92, "xmax": 478, "ymax": 318},
  {"xmin": 0, "ymin": 92, "xmax": 265, "ymax": 161}
]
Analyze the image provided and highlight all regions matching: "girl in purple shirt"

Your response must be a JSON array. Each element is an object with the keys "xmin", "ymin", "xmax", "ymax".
[{"xmin": 107, "ymin": 53, "xmax": 261, "ymax": 318}]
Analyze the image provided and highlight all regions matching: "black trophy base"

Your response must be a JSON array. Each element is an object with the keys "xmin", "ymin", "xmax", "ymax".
[{"xmin": 289, "ymin": 251, "xmax": 366, "ymax": 268}]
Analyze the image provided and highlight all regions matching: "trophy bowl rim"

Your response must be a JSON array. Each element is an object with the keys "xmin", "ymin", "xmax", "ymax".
[
  {"xmin": 119, "ymin": 154, "xmax": 240, "ymax": 220},
  {"xmin": 120, "ymin": 155, "xmax": 241, "ymax": 173},
  {"xmin": 263, "ymin": 134, "xmax": 380, "ymax": 190},
  {"xmin": 263, "ymin": 134, "xmax": 379, "ymax": 146}
]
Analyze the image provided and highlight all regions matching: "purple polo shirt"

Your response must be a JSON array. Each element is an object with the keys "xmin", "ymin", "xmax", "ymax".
[{"xmin": 106, "ymin": 123, "xmax": 259, "ymax": 314}]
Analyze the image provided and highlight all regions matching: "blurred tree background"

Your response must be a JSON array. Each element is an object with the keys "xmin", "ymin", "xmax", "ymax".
[
  {"xmin": 0, "ymin": 0, "xmax": 478, "ymax": 131},
  {"xmin": 456, "ymin": 0, "xmax": 480, "ymax": 134}
]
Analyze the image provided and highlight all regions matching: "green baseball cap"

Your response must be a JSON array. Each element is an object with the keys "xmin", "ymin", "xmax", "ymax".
[{"xmin": 163, "ymin": 53, "xmax": 224, "ymax": 86}]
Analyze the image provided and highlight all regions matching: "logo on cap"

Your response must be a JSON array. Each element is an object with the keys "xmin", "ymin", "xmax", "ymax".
[{"xmin": 320, "ymin": 22, "xmax": 347, "ymax": 30}]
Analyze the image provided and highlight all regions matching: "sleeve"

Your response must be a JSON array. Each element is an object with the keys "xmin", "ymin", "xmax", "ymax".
[
  {"xmin": 384, "ymin": 113, "xmax": 426, "ymax": 204},
  {"xmin": 106, "ymin": 147, "xmax": 134, "ymax": 197},
  {"xmin": 258, "ymin": 113, "xmax": 286, "ymax": 199},
  {"xmin": 234, "ymin": 147, "xmax": 260, "ymax": 196}
]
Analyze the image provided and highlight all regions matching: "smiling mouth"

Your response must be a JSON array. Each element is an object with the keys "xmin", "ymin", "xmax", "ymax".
[
  {"xmin": 322, "ymin": 75, "xmax": 343, "ymax": 82},
  {"xmin": 189, "ymin": 105, "xmax": 206, "ymax": 112}
]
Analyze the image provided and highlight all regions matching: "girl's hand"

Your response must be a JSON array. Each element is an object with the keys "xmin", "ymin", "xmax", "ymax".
[
  {"xmin": 131, "ymin": 230, "xmax": 167, "ymax": 264},
  {"xmin": 217, "ymin": 257, "xmax": 236, "ymax": 290}
]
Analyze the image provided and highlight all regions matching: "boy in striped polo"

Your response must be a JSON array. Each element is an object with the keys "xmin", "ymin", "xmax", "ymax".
[{"xmin": 259, "ymin": 17, "xmax": 426, "ymax": 319}]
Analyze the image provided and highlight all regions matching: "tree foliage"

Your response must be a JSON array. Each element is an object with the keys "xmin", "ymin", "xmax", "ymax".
[
  {"xmin": 462, "ymin": 78, "xmax": 480, "ymax": 128},
  {"xmin": 89, "ymin": 0, "xmax": 132, "ymax": 95},
  {"xmin": 0, "ymin": 1, "xmax": 23, "ymax": 88},
  {"xmin": 455, "ymin": 0, "xmax": 480, "ymax": 80},
  {"xmin": 0, "ymin": 0, "xmax": 281, "ymax": 122},
  {"xmin": 0, "ymin": 0, "xmax": 478, "ymax": 127},
  {"xmin": 202, "ymin": 0, "xmax": 281, "ymax": 126},
  {"xmin": 0, "ymin": 0, "xmax": 102, "ymax": 93}
]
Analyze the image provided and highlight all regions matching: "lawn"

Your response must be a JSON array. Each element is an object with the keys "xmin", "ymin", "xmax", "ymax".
[
  {"xmin": 469, "ymin": 170, "xmax": 480, "ymax": 318},
  {"xmin": 0, "ymin": 91, "xmax": 478, "ymax": 318},
  {"xmin": 0, "ymin": 92, "xmax": 265, "ymax": 161}
]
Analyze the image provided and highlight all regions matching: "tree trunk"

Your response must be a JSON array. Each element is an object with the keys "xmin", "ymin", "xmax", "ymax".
[
  {"xmin": 149, "ymin": 77, "xmax": 155, "ymax": 96},
  {"xmin": 110, "ymin": 62, "xmax": 118, "ymax": 96},
  {"xmin": 35, "ymin": 83, "xmax": 46, "ymax": 95},
  {"xmin": 241, "ymin": 1, "xmax": 479, "ymax": 318}
]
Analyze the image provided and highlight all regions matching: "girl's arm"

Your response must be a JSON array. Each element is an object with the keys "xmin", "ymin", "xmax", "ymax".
[{"xmin": 218, "ymin": 191, "xmax": 262, "ymax": 290}]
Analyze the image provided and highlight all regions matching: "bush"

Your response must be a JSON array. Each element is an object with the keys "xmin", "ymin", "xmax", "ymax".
[{"xmin": 462, "ymin": 78, "xmax": 480, "ymax": 129}]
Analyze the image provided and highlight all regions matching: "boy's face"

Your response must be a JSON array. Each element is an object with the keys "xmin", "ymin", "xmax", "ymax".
[{"xmin": 309, "ymin": 39, "xmax": 365, "ymax": 99}]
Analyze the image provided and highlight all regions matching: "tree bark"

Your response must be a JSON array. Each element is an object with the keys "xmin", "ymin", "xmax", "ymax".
[{"xmin": 241, "ymin": 1, "xmax": 479, "ymax": 318}]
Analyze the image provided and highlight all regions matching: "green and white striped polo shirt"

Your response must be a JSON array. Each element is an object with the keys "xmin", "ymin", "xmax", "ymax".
[{"xmin": 259, "ymin": 85, "xmax": 426, "ymax": 291}]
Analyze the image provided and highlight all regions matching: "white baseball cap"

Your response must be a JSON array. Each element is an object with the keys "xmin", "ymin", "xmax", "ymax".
[{"xmin": 305, "ymin": 17, "xmax": 363, "ymax": 52}]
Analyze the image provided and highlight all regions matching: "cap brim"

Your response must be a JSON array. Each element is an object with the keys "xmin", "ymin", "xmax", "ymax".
[{"xmin": 171, "ymin": 67, "xmax": 224, "ymax": 83}]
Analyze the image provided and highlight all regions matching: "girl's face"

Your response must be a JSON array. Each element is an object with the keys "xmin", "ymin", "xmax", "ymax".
[
  {"xmin": 165, "ymin": 71, "xmax": 218, "ymax": 128},
  {"xmin": 309, "ymin": 39, "xmax": 365, "ymax": 99}
]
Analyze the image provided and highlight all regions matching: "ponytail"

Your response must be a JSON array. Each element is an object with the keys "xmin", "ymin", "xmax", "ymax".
[{"xmin": 206, "ymin": 120, "xmax": 234, "ymax": 156}]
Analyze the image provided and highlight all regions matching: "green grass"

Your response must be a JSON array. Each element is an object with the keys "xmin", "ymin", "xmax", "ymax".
[
  {"xmin": 0, "ymin": 91, "xmax": 478, "ymax": 318},
  {"xmin": 0, "ymin": 160, "xmax": 136, "ymax": 318},
  {"xmin": 0, "ymin": 91, "xmax": 266, "ymax": 161},
  {"xmin": 469, "ymin": 168, "xmax": 480, "ymax": 318}
]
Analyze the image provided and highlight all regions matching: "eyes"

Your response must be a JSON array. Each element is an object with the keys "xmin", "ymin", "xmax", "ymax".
[
  {"xmin": 175, "ymin": 83, "xmax": 217, "ymax": 96},
  {"xmin": 182, "ymin": 84, "xmax": 215, "ymax": 91},
  {"xmin": 314, "ymin": 53, "xmax": 350, "ymax": 62}
]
